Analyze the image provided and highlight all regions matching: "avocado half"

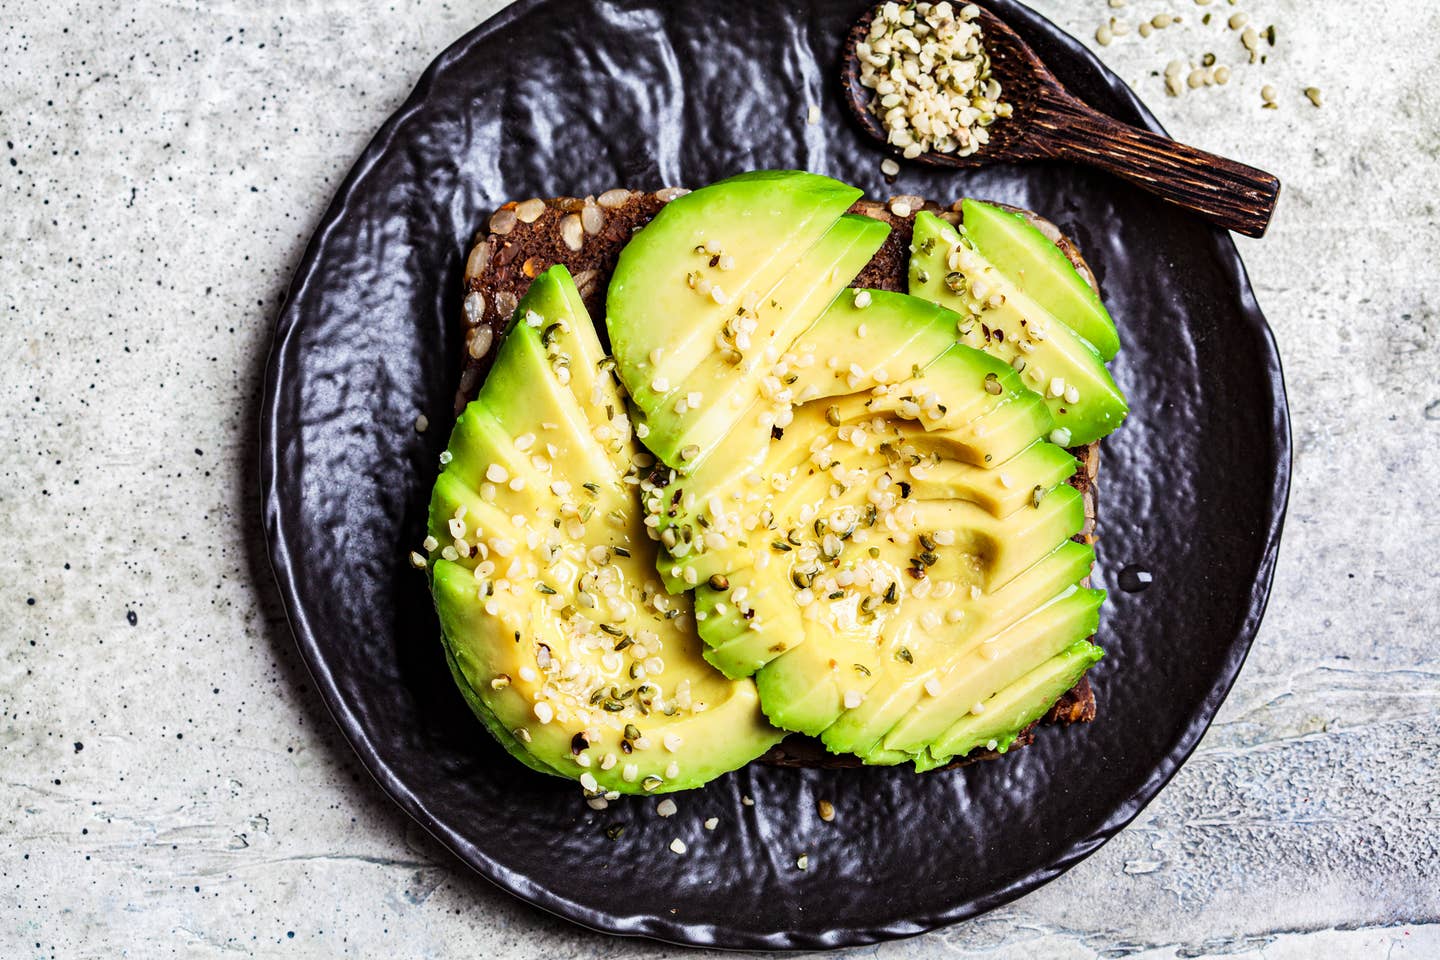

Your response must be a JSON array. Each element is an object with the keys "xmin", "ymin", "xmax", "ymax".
[
  {"xmin": 423, "ymin": 265, "xmax": 783, "ymax": 796},
  {"xmin": 603, "ymin": 171, "xmax": 1122, "ymax": 772}
]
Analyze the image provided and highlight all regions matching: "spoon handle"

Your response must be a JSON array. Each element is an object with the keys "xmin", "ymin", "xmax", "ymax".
[{"xmin": 1032, "ymin": 96, "xmax": 1281, "ymax": 238}]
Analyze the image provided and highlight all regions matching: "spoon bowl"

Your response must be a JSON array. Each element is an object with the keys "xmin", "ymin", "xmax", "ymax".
[{"xmin": 842, "ymin": 2, "xmax": 1281, "ymax": 237}]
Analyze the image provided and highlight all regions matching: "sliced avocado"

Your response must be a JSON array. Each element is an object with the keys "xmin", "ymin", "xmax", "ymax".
[
  {"xmin": 650, "ymin": 295, "xmax": 1034, "ymax": 587},
  {"xmin": 600, "ymin": 174, "xmax": 1113, "ymax": 773},
  {"xmin": 437, "ymin": 627, "xmax": 562, "ymax": 778},
  {"xmin": 878, "ymin": 585, "xmax": 1104, "ymax": 757},
  {"xmin": 907, "ymin": 440, "xmax": 1077, "ymax": 516},
  {"xmin": 634, "ymin": 288, "xmax": 1090, "ymax": 743},
  {"xmin": 928, "ymin": 639, "xmax": 1104, "ymax": 761},
  {"xmin": 907, "ymin": 483, "xmax": 1085, "ymax": 593},
  {"xmin": 432, "ymin": 561, "xmax": 781, "ymax": 795},
  {"xmin": 818, "ymin": 539, "xmax": 1096, "ymax": 757},
  {"xmin": 753, "ymin": 620, "xmax": 893, "ymax": 737},
  {"xmin": 608, "ymin": 171, "xmax": 865, "ymax": 466},
  {"xmin": 695, "ymin": 565, "xmax": 806, "ymax": 680},
  {"xmin": 909, "ymin": 211, "xmax": 1128, "ymax": 445},
  {"xmin": 425, "ymin": 265, "xmax": 782, "ymax": 794},
  {"xmin": 649, "ymin": 214, "xmax": 891, "ymax": 466},
  {"xmin": 787, "ymin": 288, "xmax": 964, "ymax": 402},
  {"xmin": 961, "ymin": 199, "xmax": 1120, "ymax": 361}
]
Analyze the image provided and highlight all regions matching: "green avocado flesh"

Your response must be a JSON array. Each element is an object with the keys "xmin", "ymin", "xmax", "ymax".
[
  {"xmin": 425, "ymin": 265, "xmax": 783, "ymax": 795},
  {"xmin": 600, "ymin": 172, "xmax": 1113, "ymax": 771},
  {"xmin": 909, "ymin": 211, "xmax": 1128, "ymax": 446},
  {"xmin": 960, "ymin": 199, "xmax": 1120, "ymax": 361},
  {"xmin": 608, "ymin": 171, "xmax": 873, "ymax": 468}
]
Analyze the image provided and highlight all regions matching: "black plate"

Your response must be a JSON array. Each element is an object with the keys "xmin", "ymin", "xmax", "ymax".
[{"xmin": 259, "ymin": 0, "xmax": 1290, "ymax": 949}]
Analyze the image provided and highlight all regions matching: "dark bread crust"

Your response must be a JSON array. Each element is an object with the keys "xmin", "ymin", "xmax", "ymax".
[{"xmin": 457, "ymin": 189, "xmax": 1103, "ymax": 770}]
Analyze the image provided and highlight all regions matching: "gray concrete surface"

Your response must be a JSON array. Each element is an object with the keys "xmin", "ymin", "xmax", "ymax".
[{"xmin": 2, "ymin": 0, "xmax": 1437, "ymax": 956}]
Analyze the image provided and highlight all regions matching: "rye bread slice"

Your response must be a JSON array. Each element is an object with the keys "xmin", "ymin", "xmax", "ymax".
[{"xmin": 454, "ymin": 189, "xmax": 1102, "ymax": 770}]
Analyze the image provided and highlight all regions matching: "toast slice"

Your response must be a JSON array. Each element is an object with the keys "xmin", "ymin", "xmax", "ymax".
[{"xmin": 453, "ymin": 188, "xmax": 1103, "ymax": 770}]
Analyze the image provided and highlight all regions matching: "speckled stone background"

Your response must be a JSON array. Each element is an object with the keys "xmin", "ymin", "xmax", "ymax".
[{"xmin": 2, "ymin": 0, "xmax": 1437, "ymax": 956}]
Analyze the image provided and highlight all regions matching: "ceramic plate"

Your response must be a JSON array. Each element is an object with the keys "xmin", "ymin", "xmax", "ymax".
[{"xmin": 259, "ymin": 0, "xmax": 1290, "ymax": 948}]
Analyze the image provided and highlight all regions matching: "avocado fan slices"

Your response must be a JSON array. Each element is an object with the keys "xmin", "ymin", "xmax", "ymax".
[
  {"xmin": 423, "ymin": 265, "xmax": 782, "ymax": 796},
  {"xmin": 604, "ymin": 172, "xmax": 1124, "ymax": 771}
]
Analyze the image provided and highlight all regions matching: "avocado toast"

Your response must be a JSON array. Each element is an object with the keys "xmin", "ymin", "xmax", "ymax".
[{"xmin": 426, "ymin": 173, "xmax": 1121, "ymax": 789}]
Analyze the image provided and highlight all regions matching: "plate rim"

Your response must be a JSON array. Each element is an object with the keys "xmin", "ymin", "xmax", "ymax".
[{"xmin": 258, "ymin": 0, "xmax": 1293, "ymax": 948}]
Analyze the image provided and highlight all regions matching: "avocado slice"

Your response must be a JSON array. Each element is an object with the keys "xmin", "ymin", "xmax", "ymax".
[
  {"xmin": 694, "ymin": 565, "xmax": 806, "ymax": 679},
  {"xmin": 425, "ymin": 265, "xmax": 783, "ymax": 794},
  {"xmin": 961, "ymin": 199, "xmax": 1120, "ymax": 361},
  {"xmin": 928, "ymin": 639, "xmax": 1104, "ymax": 762},
  {"xmin": 608, "ymin": 171, "xmax": 868, "ymax": 467},
  {"xmin": 909, "ymin": 211, "xmax": 1128, "ymax": 446}
]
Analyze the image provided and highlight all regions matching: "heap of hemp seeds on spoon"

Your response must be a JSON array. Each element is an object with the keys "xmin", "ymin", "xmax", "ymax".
[{"xmin": 856, "ymin": 1, "xmax": 1011, "ymax": 161}]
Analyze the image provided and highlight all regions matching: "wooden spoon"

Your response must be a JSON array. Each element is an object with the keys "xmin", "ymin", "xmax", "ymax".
[{"xmin": 841, "ymin": 4, "xmax": 1281, "ymax": 238}]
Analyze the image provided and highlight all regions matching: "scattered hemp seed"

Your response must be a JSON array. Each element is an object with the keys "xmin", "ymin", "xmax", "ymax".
[
  {"xmin": 656, "ymin": 798, "xmax": 678, "ymax": 818},
  {"xmin": 1261, "ymin": 84, "xmax": 1278, "ymax": 108},
  {"xmin": 880, "ymin": 157, "xmax": 900, "ymax": 177},
  {"xmin": 408, "ymin": 551, "xmax": 428, "ymax": 570},
  {"xmin": 857, "ymin": 1, "xmax": 1010, "ymax": 160},
  {"xmin": 704, "ymin": 817, "xmax": 720, "ymax": 830},
  {"xmin": 741, "ymin": 795, "xmax": 755, "ymax": 806},
  {"xmin": 817, "ymin": 800, "xmax": 836, "ymax": 822},
  {"xmin": 796, "ymin": 854, "xmax": 810, "ymax": 871},
  {"xmin": 414, "ymin": 414, "xmax": 429, "ymax": 433},
  {"xmin": 1241, "ymin": 26, "xmax": 1261, "ymax": 63},
  {"xmin": 1164, "ymin": 60, "xmax": 1187, "ymax": 97},
  {"xmin": 670, "ymin": 838, "xmax": 688, "ymax": 855},
  {"xmin": 1304, "ymin": 86, "xmax": 1323, "ymax": 107}
]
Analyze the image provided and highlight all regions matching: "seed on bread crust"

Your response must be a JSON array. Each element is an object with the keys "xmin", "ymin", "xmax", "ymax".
[{"xmin": 490, "ymin": 207, "xmax": 518, "ymax": 235}]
